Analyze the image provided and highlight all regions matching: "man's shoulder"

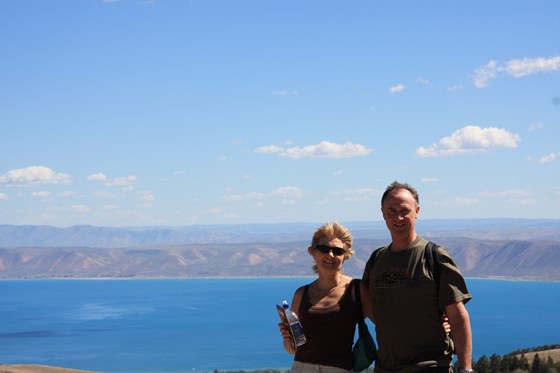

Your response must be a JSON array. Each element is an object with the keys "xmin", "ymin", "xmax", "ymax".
[
  {"xmin": 369, "ymin": 245, "xmax": 387, "ymax": 259},
  {"xmin": 413, "ymin": 235, "xmax": 429, "ymax": 247},
  {"xmin": 363, "ymin": 245, "xmax": 387, "ymax": 273}
]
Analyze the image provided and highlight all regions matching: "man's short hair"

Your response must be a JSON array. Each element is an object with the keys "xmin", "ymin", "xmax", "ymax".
[{"xmin": 381, "ymin": 181, "xmax": 419, "ymax": 206}]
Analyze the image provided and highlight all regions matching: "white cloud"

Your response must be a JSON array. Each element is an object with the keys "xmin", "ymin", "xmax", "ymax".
[
  {"xmin": 270, "ymin": 186, "xmax": 304, "ymax": 198},
  {"xmin": 245, "ymin": 192, "xmax": 267, "ymax": 199},
  {"xmin": 473, "ymin": 60, "xmax": 498, "ymax": 88},
  {"xmin": 254, "ymin": 145, "xmax": 285, "ymax": 154},
  {"xmin": 447, "ymin": 84, "xmax": 464, "ymax": 92},
  {"xmin": 431, "ymin": 197, "xmax": 479, "ymax": 206},
  {"xmin": 479, "ymin": 189, "xmax": 537, "ymax": 206},
  {"xmin": 87, "ymin": 173, "xmax": 107, "ymax": 181},
  {"xmin": 59, "ymin": 191, "xmax": 79, "ymax": 198},
  {"xmin": 504, "ymin": 56, "xmax": 560, "ymax": 77},
  {"xmin": 272, "ymin": 90, "xmax": 299, "ymax": 96},
  {"xmin": 511, "ymin": 198, "xmax": 537, "ymax": 206},
  {"xmin": 0, "ymin": 166, "xmax": 71, "ymax": 186},
  {"xmin": 281, "ymin": 199, "xmax": 297, "ymax": 205},
  {"xmin": 416, "ymin": 126, "xmax": 520, "ymax": 157},
  {"xmin": 420, "ymin": 177, "xmax": 439, "ymax": 183},
  {"xmin": 389, "ymin": 84, "xmax": 406, "ymax": 94},
  {"xmin": 528, "ymin": 122, "xmax": 544, "ymax": 132},
  {"xmin": 88, "ymin": 173, "xmax": 137, "ymax": 188},
  {"xmin": 221, "ymin": 212, "xmax": 239, "ymax": 220},
  {"xmin": 334, "ymin": 188, "xmax": 379, "ymax": 202},
  {"xmin": 32, "ymin": 191, "xmax": 51, "ymax": 198},
  {"xmin": 108, "ymin": 176, "xmax": 137, "ymax": 187},
  {"xmin": 138, "ymin": 191, "xmax": 154, "ymax": 202},
  {"xmin": 0, "ymin": 193, "xmax": 7, "ymax": 200},
  {"xmin": 473, "ymin": 55, "xmax": 560, "ymax": 88},
  {"xmin": 256, "ymin": 141, "xmax": 373, "ymax": 159},
  {"xmin": 137, "ymin": 191, "xmax": 154, "ymax": 208},
  {"xmin": 479, "ymin": 189, "xmax": 532, "ymax": 198},
  {"xmin": 223, "ymin": 186, "xmax": 304, "ymax": 202},
  {"xmin": 539, "ymin": 152, "xmax": 560, "ymax": 163},
  {"xmin": 222, "ymin": 194, "xmax": 243, "ymax": 201},
  {"xmin": 71, "ymin": 204, "xmax": 91, "ymax": 212},
  {"xmin": 418, "ymin": 78, "xmax": 432, "ymax": 88}
]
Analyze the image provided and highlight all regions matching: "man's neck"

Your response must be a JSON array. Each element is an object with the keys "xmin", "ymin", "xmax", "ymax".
[{"xmin": 390, "ymin": 233, "xmax": 417, "ymax": 252}]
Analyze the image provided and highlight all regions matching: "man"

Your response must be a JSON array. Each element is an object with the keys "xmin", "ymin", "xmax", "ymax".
[{"xmin": 362, "ymin": 181, "xmax": 473, "ymax": 373}]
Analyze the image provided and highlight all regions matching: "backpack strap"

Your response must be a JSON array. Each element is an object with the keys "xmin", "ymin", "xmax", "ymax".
[
  {"xmin": 353, "ymin": 279, "xmax": 362, "ymax": 314},
  {"xmin": 424, "ymin": 241, "xmax": 444, "ymax": 315},
  {"xmin": 364, "ymin": 246, "xmax": 385, "ymax": 272},
  {"xmin": 424, "ymin": 241, "xmax": 441, "ymax": 289},
  {"xmin": 352, "ymin": 279, "xmax": 367, "ymax": 334}
]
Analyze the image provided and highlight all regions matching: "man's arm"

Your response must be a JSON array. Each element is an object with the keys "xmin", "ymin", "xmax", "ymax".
[
  {"xmin": 445, "ymin": 301, "xmax": 473, "ymax": 370},
  {"xmin": 360, "ymin": 279, "xmax": 376, "ymax": 323}
]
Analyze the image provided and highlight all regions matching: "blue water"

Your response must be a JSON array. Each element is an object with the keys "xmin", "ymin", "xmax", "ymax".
[{"xmin": 0, "ymin": 278, "xmax": 559, "ymax": 373}]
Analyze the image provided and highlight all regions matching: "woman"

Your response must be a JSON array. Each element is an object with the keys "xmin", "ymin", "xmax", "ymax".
[{"xmin": 280, "ymin": 222, "xmax": 359, "ymax": 373}]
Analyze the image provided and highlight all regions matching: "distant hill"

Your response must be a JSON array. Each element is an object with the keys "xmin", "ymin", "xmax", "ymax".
[{"xmin": 0, "ymin": 219, "xmax": 559, "ymax": 280}]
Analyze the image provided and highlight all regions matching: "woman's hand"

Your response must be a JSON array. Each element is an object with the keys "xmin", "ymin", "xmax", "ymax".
[
  {"xmin": 442, "ymin": 314, "xmax": 451, "ymax": 335},
  {"xmin": 278, "ymin": 322, "xmax": 296, "ymax": 354}
]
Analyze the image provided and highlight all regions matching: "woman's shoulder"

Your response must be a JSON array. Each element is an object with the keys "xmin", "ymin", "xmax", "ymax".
[{"xmin": 293, "ymin": 283, "xmax": 309, "ymax": 299}]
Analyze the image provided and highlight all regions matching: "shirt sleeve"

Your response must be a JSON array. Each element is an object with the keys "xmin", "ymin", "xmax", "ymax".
[{"xmin": 437, "ymin": 246, "xmax": 472, "ymax": 309}]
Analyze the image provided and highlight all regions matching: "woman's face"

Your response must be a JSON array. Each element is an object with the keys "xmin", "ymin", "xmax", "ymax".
[{"xmin": 314, "ymin": 237, "xmax": 345, "ymax": 273}]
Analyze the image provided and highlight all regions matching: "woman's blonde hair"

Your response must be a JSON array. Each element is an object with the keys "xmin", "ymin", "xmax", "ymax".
[{"xmin": 307, "ymin": 222, "xmax": 354, "ymax": 273}]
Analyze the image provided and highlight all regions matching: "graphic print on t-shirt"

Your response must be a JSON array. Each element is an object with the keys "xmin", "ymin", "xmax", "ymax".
[{"xmin": 373, "ymin": 267, "xmax": 410, "ymax": 288}]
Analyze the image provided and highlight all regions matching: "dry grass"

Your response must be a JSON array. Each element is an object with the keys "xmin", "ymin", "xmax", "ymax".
[
  {"xmin": 0, "ymin": 365, "xmax": 99, "ymax": 373},
  {"xmin": 514, "ymin": 348, "xmax": 560, "ymax": 363}
]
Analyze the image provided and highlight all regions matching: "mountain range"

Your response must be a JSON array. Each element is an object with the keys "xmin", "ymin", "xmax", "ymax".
[{"xmin": 0, "ymin": 219, "xmax": 559, "ymax": 280}]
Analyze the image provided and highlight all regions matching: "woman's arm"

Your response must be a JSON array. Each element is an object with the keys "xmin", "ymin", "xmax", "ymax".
[{"xmin": 279, "ymin": 287, "xmax": 304, "ymax": 354}]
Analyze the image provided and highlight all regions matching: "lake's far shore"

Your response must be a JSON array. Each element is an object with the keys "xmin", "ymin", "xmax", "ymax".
[{"xmin": 1, "ymin": 275, "xmax": 559, "ymax": 282}]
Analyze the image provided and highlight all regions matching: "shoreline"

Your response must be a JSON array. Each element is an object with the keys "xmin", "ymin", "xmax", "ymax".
[
  {"xmin": 0, "ymin": 366, "xmax": 292, "ymax": 373},
  {"xmin": 0, "ymin": 364, "xmax": 100, "ymax": 373},
  {"xmin": 3, "ymin": 349, "xmax": 559, "ymax": 373}
]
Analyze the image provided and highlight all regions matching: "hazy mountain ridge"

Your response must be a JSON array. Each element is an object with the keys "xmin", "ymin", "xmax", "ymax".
[
  {"xmin": 0, "ymin": 220, "xmax": 559, "ymax": 280},
  {"xmin": 2, "ymin": 219, "xmax": 560, "ymax": 247}
]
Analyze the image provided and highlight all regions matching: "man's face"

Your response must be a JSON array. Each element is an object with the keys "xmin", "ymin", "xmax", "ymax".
[{"xmin": 381, "ymin": 188, "xmax": 419, "ymax": 239}]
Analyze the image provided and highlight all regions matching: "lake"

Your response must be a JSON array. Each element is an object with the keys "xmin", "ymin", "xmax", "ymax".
[{"xmin": 0, "ymin": 278, "xmax": 558, "ymax": 372}]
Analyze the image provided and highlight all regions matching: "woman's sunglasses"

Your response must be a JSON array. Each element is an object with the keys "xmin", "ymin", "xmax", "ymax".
[{"xmin": 315, "ymin": 245, "xmax": 345, "ymax": 256}]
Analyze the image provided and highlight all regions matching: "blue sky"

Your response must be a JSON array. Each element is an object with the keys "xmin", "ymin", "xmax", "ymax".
[{"xmin": 1, "ymin": 0, "xmax": 559, "ymax": 227}]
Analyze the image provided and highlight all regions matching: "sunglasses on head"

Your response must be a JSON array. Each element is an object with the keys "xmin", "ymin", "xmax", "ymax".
[{"xmin": 315, "ymin": 245, "xmax": 345, "ymax": 256}]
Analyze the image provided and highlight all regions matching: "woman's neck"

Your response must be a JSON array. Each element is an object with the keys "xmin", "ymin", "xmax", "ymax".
[{"xmin": 315, "ymin": 272, "xmax": 344, "ymax": 292}]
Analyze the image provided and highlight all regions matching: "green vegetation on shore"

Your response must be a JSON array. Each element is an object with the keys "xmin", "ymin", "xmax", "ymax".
[
  {"xmin": 209, "ymin": 345, "xmax": 560, "ymax": 373},
  {"xmin": 468, "ymin": 347, "xmax": 560, "ymax": 373}
]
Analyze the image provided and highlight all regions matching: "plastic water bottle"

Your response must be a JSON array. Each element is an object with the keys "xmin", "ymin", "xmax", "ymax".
[{"xmin": 282, "ymin": 300, "xmax": 307, "ymax": 347}]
